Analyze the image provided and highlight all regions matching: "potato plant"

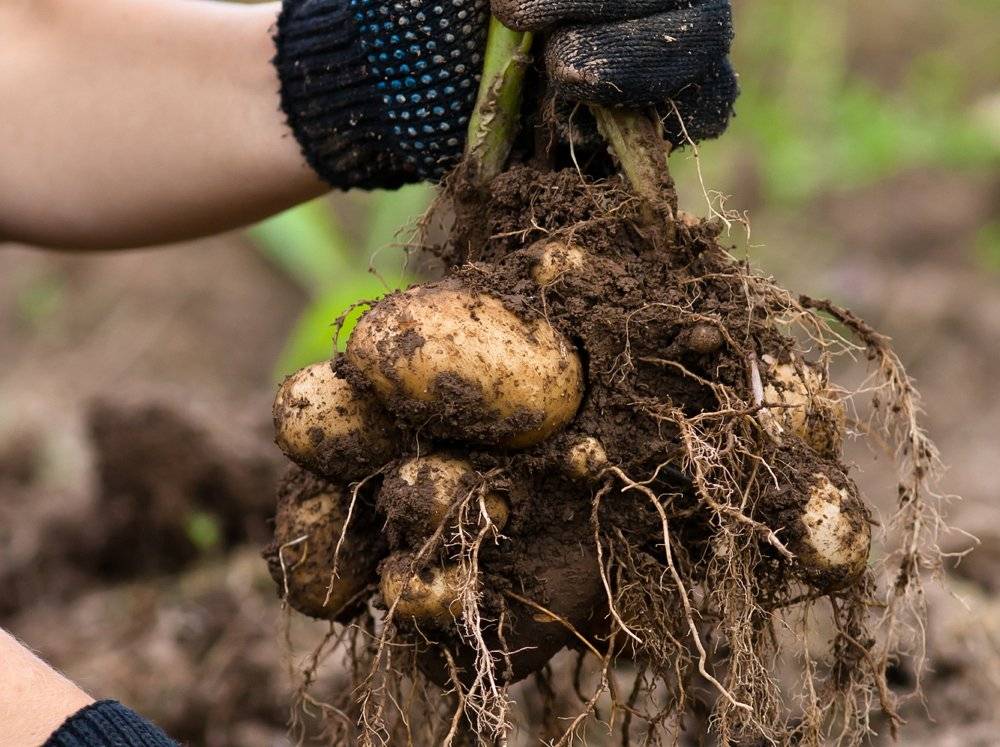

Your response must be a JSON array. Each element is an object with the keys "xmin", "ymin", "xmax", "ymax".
[{"xmin": 264, "ymin": 21, "xmax": 947, "ymax": 747}]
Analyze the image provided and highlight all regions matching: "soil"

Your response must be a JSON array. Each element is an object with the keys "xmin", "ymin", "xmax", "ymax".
[
  {"xmin": 86, "ymin": 399, "xmax": 279, "ymax": 576},
  {"xmin": 270, "ymin": 159, "xmax": 897, "ymax": 746}
]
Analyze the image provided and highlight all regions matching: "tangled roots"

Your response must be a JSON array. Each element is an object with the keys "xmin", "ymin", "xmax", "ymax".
[{"xmin": 270, "ymin": 167, "xmax": 955, "ymax": 746}]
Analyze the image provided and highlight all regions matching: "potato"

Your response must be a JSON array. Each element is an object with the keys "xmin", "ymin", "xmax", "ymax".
[
  {"xmin": 384, "ymin": 455, "xmax": 509, "ymax": 538},
  {"xmin": 789, "ymin": 473, "xmax": 872, "ymax": 590},
  {"xmin": 273, "ymin": 361, "xmax": 399, "ymax": 480},
  {"xmin": 411, "ymin": 530, "xmax": 605, "ymax": 686},
  {"xmin": 681, "ymin": 323, "xmax": 724, "ymax": 355},
  {"xmin": 531, "ymin": 240, "xmax": 586, "ymax": 286},
  {"xmin": 380, "ymin": 553, "xmax": 464, "ymax": 627},
  {"xmin": 264, "ymin": 471, "xmax": 384, "ymax": 621},
  {"xmin": 346, "ymin": 281, "xmax": 584, "ymax": 448},
  {"xmin": 564, "ymin": 436, "xmax": 609, "ymax": 480},
  {"xmin": 762, "ymin": 356, "xmax": 847, "ymax": 457}
]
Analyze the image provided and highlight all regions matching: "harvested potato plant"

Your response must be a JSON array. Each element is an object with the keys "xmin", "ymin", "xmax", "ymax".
[{"xmin": 264, "ymin": 20, "xmax": 950, "ymax": 747}]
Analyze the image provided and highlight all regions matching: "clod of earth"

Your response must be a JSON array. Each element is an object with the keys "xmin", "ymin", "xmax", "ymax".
[
  {"xmin": 264, "ymin": 161, "xmax": 947, "ymax": 746},
  {"xmin": 264, "ymin": 37, "xmax": 947, "ymax": 741}
]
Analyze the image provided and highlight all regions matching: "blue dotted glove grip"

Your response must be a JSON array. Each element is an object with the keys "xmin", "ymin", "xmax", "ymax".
[{"xmin": 275, "ymin": 0, "xmax": 488, "ymax": 189}]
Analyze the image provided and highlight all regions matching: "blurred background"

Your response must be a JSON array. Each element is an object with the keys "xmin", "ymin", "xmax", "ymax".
[{"xmin": 1, "ymin": 1, "xmax": 997, "ymax": 744}]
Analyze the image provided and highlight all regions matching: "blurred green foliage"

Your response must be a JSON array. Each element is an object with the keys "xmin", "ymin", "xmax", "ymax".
[
  {"xmin": 975, "ymin": 222, "xmax": 1000, "ymax": 273},
  {"xmin": 675, "ymin": 0, "xmax": 998, "ymax": 204},
  {"xmin": 250, "ymin": 185, "xmax": 433, "ymax": 378},
  {"xmin": 15, "ymin": 274, "xmax": 65, "ymax": 332},
  {"xmin": 185, "ymin": 510, "xmax": 223, "ymax": 553},
  {"xmin": 252, "ymin": 0, "xmax": 998, "ymax": 376}
]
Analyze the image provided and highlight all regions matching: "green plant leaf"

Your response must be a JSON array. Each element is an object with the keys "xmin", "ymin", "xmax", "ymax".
[
  {"xmin": 185, "ymin": 511, "xmax": 222, "ymax": 553},
  {"xmin": 248, "ymin": 198, "xmax": 353, "ymax": 295},
  {"xmin": 272, "ymin": 273, "xmax": 394, "ymax": 377}
]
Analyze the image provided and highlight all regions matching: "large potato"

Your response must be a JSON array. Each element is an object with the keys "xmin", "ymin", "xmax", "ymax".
[
  {"xmin": 763, "ymin": 356, "xmax": 846, "ymax": 457},
  {"xmin": 788, "ymin": 472, "xmax": 872, "ymax": 590},
  {"xmin": 346, "ymin": 281, "xmax": 584, "ymax": 448},
  {"xmin": 264, "ymin": 469, "xmax": 385, "ymax": 621},
  {"xmin": 379, "ymin": 455, "xmax": 509, "ymax": 542},
  {"xmin": 273, "ymin": 361, "xmax": 399, "ymax": 481}
]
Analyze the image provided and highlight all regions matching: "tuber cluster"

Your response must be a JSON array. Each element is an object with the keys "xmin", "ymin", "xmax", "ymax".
[{"xmin": 263, "ymin": 164, "xmax": 886, "ymax": 747}]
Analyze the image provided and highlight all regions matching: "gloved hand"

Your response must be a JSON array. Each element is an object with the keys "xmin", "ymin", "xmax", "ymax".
[{"xmin": 274, "ymin": 0, "xmax": 736, "ymax": 190}]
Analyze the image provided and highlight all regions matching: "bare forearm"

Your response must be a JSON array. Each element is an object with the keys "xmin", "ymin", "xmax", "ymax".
[
  {"xmin": 0, "ymin": 629, "xmax": 93, "ymax": 744},
  {"xmin": 0, "ymin": 0, "xmax": 325, "ymax": 250}
]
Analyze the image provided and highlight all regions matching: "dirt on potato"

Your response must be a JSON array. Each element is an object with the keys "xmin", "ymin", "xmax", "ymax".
[{"xmin": 271, "ymin": 163, "xmax": 947, "ymax": 746}]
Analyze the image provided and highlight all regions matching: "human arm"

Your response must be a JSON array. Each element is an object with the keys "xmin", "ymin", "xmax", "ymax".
[
  {"xmin": 0, "ymin": 629, "xmax": 178, "ymax": 747},
  {"xmin": 0, "ymin": 0, "xmax": 737, "ymax": 251},
  {"xmin": 0, "ymin": 0, "xmax": 324, "ymax": 251},
  {"xmin": 0, "ymin": 628, "xmax": 93, "ymax": 744}
]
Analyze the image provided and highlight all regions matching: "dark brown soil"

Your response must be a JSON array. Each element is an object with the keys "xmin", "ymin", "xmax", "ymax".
[
  {"xmin": 86, "ymin": 399, "xmax": 278, "ymax": 577},
  {"xmin": 271, "ymin": 163, "xmax": 878, "ymax": 746},
  {"xmin": 1, "ymin": 399, "xmax": 282, "ymax": 618}
]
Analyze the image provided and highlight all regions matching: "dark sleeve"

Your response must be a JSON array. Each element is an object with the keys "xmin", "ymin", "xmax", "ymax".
[{"xmin": 44, "ymin": 700, "xmax": 179, "ymax": 747}]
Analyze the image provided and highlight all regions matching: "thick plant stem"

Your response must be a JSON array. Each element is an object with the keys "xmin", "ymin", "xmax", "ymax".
[
  {"xmin": 458, "ymin": 20, "xmax": 675, "ymax": 248},
  {"xmin": 463, "ymin": 19, "xmax": 534, "ymax": 190},
  {"xmin": 592, "ymin": 107, "xmax": 677, "ymax": 233}
]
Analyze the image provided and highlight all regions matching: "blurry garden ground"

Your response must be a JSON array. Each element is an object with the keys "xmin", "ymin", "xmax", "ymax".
[{"xmin": 1, "ymin": 1, "xmax": 998, "ymax": 744}]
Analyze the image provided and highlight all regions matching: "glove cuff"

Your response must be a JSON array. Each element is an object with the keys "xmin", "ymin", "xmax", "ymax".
[
  {"xmin": 274, "ymin": 0, "xmax": 486, "ymax": 190},
  {"xmin": 45, "ymin": 700, "xmax": 177, "ymax": 746}
]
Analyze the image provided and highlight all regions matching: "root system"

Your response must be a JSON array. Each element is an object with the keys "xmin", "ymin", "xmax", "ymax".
[{"xmin": 271, "ymin": 163, "xmax": 953, "ymax": 746}]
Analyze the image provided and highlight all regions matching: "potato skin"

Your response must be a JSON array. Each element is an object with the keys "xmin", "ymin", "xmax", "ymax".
[
  {"xmin": 563, "ymin": 436, "xmax": 609, "ymax": 480},
  {"xmin": 346, "ymin": 281, "xmax": 584, "ymax": 448},
  {"xmin": 531, "ymin": 240, "xmax": 587, "ymax": 286},
  {"xmin": 789, "ymin": 473, "xmax": 872, "ymax": 590},
  {"xmin": 264, "ymin": 469, "xmax": 385, "ymax": 621},
  {"xmin": 379, "ymin": 455, "xmax": 509, "ymax": 544},
  {"xmin": 273, "ymin": 361, "xmax": 399, "ymax": 481},
  {"xmin": 763, "ymin": 357, "xmax": 846, "ymax": 457},
  {"xmin": 380, "ymin": 553, "xmax": 464, "ymax": 627}
]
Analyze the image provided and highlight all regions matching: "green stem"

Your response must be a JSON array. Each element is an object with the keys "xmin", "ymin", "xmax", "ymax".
[
  {"xmin": 464, "ymin": 19, "xmax": 534, "ymax": 189},
  {"xmin": 592, "ymin": 107, "xmax": 677, "ymax": 230},
  {"xmin": 462, "ymin": 20, "xmax": 674, "ymax": 233}
]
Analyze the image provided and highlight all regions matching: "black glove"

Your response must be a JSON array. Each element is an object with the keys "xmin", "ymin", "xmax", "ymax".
[
  {"xmin": 506, "ymin": 0, "xmax": 738, "ymax": 144},
  {"xmin": 274, "ymin": 0, "xmax": 736, "ymax": 190}
]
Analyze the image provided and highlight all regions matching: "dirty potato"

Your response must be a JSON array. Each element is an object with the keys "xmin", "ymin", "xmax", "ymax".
[
  {"xmin": 273, "ymin": 361, "xmax": 399, "ymax": 480},
  {"xmin": 346, "ymin": 282, "xmax": 584, "ymax": 448}
]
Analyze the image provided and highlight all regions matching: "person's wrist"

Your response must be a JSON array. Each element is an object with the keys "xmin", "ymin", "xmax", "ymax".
[{"xmin": 0, "ymin": 629, "xmax": 94, "ymax": 745}]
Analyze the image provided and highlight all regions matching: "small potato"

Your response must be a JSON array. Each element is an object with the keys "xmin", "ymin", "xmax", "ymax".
[
  {"xmin": 273, "ymin": 361, "xmax": 399, "ymax": 480},
  {"xmin": 346, "ymin": 281, "xmax": 584, "ymax": 448},
  {"xmin": 412, "ymin": 530, "xmax": 605, "ymax": 686},
  {"xmin": 564, "ymin": 436, "xmax": 609, "ymax": 480},
  {"xmin": 390, "ymin": 455, "xmax": 509, "ymax": 536},
  {"xmin": 264, "ymin": 471, "xmax": 384, "ymax": 621},
  {"xmin": 789, "ymin": 473, "xmax": 872, "ymax": 590},
  {"xmin": 681, "ymin": 323, "xmax": 724, "ymax": 355},
  {"xmin": 380, "ymin": 553, "xmax": 464, "ymax": 627},
  {"xmin": 531, "ymin": 241, "xmax": 587, "ymax": 286},
  {"xmin": 763, "ymin": 356, "xmax": 846, "ymax": 457}
]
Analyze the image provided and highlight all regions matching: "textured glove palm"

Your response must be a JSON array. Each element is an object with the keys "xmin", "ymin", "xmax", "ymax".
[{"xmin": 275, "ymin": 0, "xmax": 737, "ymax": 190}]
